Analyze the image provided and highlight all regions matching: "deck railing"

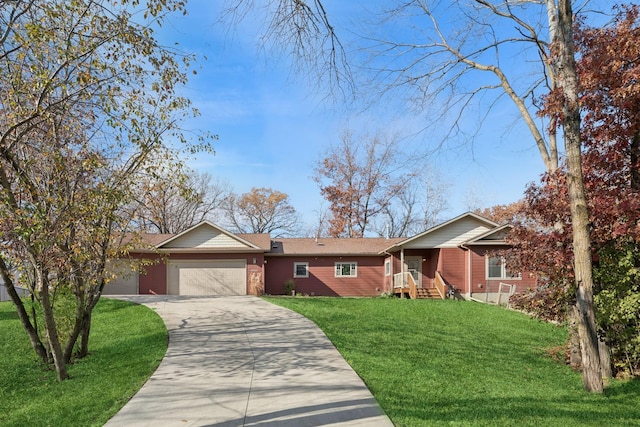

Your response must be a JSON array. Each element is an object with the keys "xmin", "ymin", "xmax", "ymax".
[
  {"xmin": 393, "ymin": 272, "xmax": 405, "ymax": 289},
  {"xmin": 434, "ymin": 271, "xmax": 446, "ymax": 299},
  {"xmin": 407, "ymin": 273, "xmax": 417, "ymax": 299},
  {"xmin": 393, "ymin": 272, "xmax": 418, "ymax": 299}
]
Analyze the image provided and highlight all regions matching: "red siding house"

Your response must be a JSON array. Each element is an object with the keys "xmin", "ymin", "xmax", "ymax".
[{"xmin": 104, "ymin": 212, "xmax": 536, "ymax": 301}]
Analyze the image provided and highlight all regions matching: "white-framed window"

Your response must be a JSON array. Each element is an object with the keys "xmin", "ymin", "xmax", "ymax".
[
  {"xmin": 384, "ymin": 259, "xmax": 391, "ymax": 276},
  {"xmin": 335, "ymin": 262, "xmax": 357, "ymax": 277},
  {"xmin": 293, "ymin": 262, "xmax": 309, "ymax": 278},
  {"xmin": 486, "ymin": 256, "xmax": 521, "ymax": 280}
]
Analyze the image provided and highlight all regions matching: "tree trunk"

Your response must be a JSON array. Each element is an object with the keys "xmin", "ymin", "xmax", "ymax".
[
  {"xmin": 0, "ymin": 258, "xmax": 50, "ymax": 364},
  {"xmin": 4, "ymin": 282, "xmax": 50, "ymax": 364},
  {"xmin": 78, "ymin": 310, "xmax": 92, "ymax": 359},
  {"xmin": 568, "ymin": 305, "xmax": 582, "ymax": 368},
  {"xmin": 39, "ymin": 279, "xmax": 69, "ymax": 381},
  {"xmin": 556, "ymin": 0, "xmax": 603, "ymax": 393},
  {"xmin": 64, "ymin": 300, "xmax": 84, "ymax": 363}
]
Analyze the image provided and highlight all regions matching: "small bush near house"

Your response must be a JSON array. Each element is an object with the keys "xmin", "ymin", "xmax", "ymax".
[{"xmin": 284, "ymin": 279, "xmax": 296, "ymax": 295}]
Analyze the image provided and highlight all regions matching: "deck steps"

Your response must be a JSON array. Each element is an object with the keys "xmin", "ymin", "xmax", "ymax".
[
  {"xmin": 394, "ymin": 287, "xmax": 443, "ymax": 299},
  {"xmin": 415, "ymin": 288, "xmax": 442, "ymax": 299}
]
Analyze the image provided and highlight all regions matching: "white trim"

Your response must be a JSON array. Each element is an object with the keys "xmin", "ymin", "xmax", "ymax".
[
  {"xmin": 486, "ymin": 256, "xmax": 521, "ymax": 280},
  {"xmin": 384, "ymin": 259, "xmax": 391, "ymax": 276},
  {"xmin": 381, "ymin": 212, "xmax": 500, "ymax": 253},
  {"xmin": 405, "ymin": 256, "xmax": 422, "ymax": 287},
  {"xmin": 464, "ymin": 224, "xmax": 512, "ymax": 245},
  {"xmin": 335, "ymin": 261, "xmax": 357, "ymax": 278},
  {"xmin": 293, "ymin": 262, "xmax": 309, "ymax": 278}
]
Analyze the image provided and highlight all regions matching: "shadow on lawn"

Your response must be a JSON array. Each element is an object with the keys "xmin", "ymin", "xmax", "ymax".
[
  {"xmin": 390, "ymin": 392, "xmax": 640, "ymax": 425},
  {"xmin": 0, "ymin": 309, "xmax": 19, "ymax": 322},
  {"xmin": 605, "ymin": 376, "xmax": 640, "ymax": 397}
]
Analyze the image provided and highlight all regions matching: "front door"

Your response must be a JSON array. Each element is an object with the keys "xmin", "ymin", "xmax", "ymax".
[{"xmin": 406, "ymin": 257, "xmax": 422, "ymax": 288}]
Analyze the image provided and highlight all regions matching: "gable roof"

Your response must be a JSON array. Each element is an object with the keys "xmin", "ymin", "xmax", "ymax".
[
  {"xmin": 463, "ymin": 224, "xmax": 512, "ymax": 245},
  {"xmin": 126, "ymin": 213, "xmax": 506, "ymax": 255},
  {"xmin": 381, "ymin": 212, "xmax": 500, "ymax": 252},
  {"xmin": 268, "ymin": 237, "xmax": 404, "ymax": 256},
  {"xmin": 155, "ymin": 221, "xmax": 269, "ymax": 252}
]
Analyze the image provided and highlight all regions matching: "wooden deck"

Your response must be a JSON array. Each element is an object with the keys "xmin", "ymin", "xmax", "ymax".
[{"xmin": 393, "ymin": 271, "xmax": 450, "ymax": 299}]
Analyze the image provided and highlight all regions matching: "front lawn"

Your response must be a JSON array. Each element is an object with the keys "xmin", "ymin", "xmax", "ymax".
[
  {"xmin": 267, "ymin": 297, "xmax": 640, "ymax": 427},
  {"xmin": 0, "ymin": 298, "xmax": 167, "ymax": 427}
]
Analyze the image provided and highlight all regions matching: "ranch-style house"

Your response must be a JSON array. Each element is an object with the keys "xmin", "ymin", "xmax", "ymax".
[{"xmin": 103, "ymin": 212, "xmax": 536, "ymax": 301}]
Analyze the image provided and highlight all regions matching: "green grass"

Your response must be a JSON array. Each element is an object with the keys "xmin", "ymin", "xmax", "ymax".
[
  {"xmin": 0, "ymin": 298, "xmax": 167, "ymax": 427},
  {"xmin": 266, "ymin": 297, "xmax": 640, "ymax": 427}
]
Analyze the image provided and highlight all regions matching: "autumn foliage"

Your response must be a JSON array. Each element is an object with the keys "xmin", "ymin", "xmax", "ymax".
[{"xmin": 508, "ymin": 5, "xmax": 640, "ymax": 377}]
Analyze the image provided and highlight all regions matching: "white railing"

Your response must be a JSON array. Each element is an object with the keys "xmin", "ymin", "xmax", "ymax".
[
  {"xmin": 393, "ymin": 272, "xmax": 406, "ymax": 288},
  {"xmin": 393, "ymin": 272, "xmax": 418, "ymax": 299}
]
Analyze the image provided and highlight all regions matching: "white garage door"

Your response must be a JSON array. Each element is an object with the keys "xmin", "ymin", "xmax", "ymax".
[
  {"xmin": 103, "ymin": 260, "xmax": 139, "ymax": 295},
  {"xmin": 167, "ymin": 260, "xmax": 247, "ymax": 295}
]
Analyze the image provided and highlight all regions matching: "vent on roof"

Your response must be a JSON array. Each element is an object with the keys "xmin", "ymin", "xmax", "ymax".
[
  {"xmin": 271, "ymin": 241, "xmax": 279, "ymax": 249},
  {"xmin": 317, "ymin": 242, "xmax": 324, "ymax": 246}
]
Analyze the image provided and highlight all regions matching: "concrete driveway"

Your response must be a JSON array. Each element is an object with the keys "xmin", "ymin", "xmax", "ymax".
[{"xmin": 104, "ymin": 296, "xmax": 393, "ymax": 427}]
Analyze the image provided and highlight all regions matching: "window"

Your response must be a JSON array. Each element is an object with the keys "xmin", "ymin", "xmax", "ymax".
[
  {"xmin": 486, "ymin": 256, "xmax": 521, "ymax": 280},
  {"xmin": 335, "ymin": 262, "xmax": 357, "ymax": 277},
  {"xmin": 384, "ymin": 259, "xmax": 391, "ymax": 276},
  {"xmin": 293, "ymin": 262, "xmax": 309, "ymax": 278}
]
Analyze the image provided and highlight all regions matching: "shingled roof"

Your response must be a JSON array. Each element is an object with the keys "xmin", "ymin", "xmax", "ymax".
[{"xmin": 268, "ymin": 237, "xmax": 405, "ymax": 256}]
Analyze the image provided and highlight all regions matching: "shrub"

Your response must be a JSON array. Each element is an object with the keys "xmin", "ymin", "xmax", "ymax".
[
  {"xmin": 594, "ymin": 242, "xmax": 640, "ymax": 377},
  {"xmin": 284, "ymin": 279, "xmax": 296, "ymax": 296},
  {"xmin": 509, "ymin": 283, "xmax": 571, "ymax": 323}
]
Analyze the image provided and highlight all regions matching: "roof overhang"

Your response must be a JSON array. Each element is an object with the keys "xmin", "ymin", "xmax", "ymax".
[
  {"xmin": 379, "ymin": 212, "xmax": 501, "ymax": 253},
  {"xmin": 461, "ymin": 224, "xmax": 512, "ymax": 246}
]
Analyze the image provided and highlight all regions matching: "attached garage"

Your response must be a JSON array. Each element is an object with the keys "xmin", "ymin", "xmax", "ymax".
[
  {"xmin": 103, "ymin": 260, "xmax": 139, "ymax": 295},
  {"xmin": 167, "ymin": 260, "xmax": 247, "ymax": 296}
]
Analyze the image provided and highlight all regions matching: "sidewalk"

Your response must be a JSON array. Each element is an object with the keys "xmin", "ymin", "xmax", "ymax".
[{"xmin": 104, "ymin": 296, "xmax": 394, "ymax": 426}]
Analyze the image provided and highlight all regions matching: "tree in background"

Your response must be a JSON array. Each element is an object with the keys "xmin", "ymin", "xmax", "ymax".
[
  {"xmin": 223, "ymin": 0, "xmax": 608, "ymax": 392},
  {"xmin": 373, "ymin": 168, "xmax": 450, "ymax": 237},
  {"xmin": 224, "ymin": 187, "xmax": 301, "ymax": 237},
  {"xmin": 509, "ymin": 4, "xmax": 640, "ymax": 379},
  {"xmin": 313, "ymin": 130, "xmax": 417, "ymax": 237},
  {"xmin": 129, "ymin": 165, "xmax": 230, "ymax": 234},
  {"xmin": 0, "ymin": 0, "xmax": 209, "ymax": 380},
  {"xmin": 475, "ymin": 201, "xmax": 525, "ymax": 225}
]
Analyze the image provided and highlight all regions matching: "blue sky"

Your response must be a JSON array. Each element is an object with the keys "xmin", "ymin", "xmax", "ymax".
[{"xmin": 153, "ymin": 1, "xmax": 552, "ymax": 230}]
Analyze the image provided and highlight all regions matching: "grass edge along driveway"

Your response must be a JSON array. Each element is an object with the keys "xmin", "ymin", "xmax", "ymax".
[
  {"xmin": 266, "ymin": 297, "xmax": 640, "ymax": 427},
  {"xmin": 0, "ymin": 298, "xmax": 167, "ymax": 427}
]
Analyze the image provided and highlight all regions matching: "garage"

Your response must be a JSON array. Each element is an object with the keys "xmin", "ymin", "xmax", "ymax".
[
  {"xmin": 103, "ymin": 260, "xmax": 139, "ymax": 295},
  {"xmin": 167, "ymin": 260, "xmax": 247, "ymax": 295}
]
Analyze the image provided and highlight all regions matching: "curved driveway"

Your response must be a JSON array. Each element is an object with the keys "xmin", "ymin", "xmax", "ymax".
[{"xmin": 104, "ymin": 296, "xmax": 393, "ymax": 427}]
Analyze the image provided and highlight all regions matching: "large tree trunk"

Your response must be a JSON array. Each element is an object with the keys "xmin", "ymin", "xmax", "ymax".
[
  {"xmin": 568, "ymin": 306, "xmax": 582, "ymax": 369},
  {"xmin": 556, "ymin": 0, "xmax": 603, "ymax": 393}
]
